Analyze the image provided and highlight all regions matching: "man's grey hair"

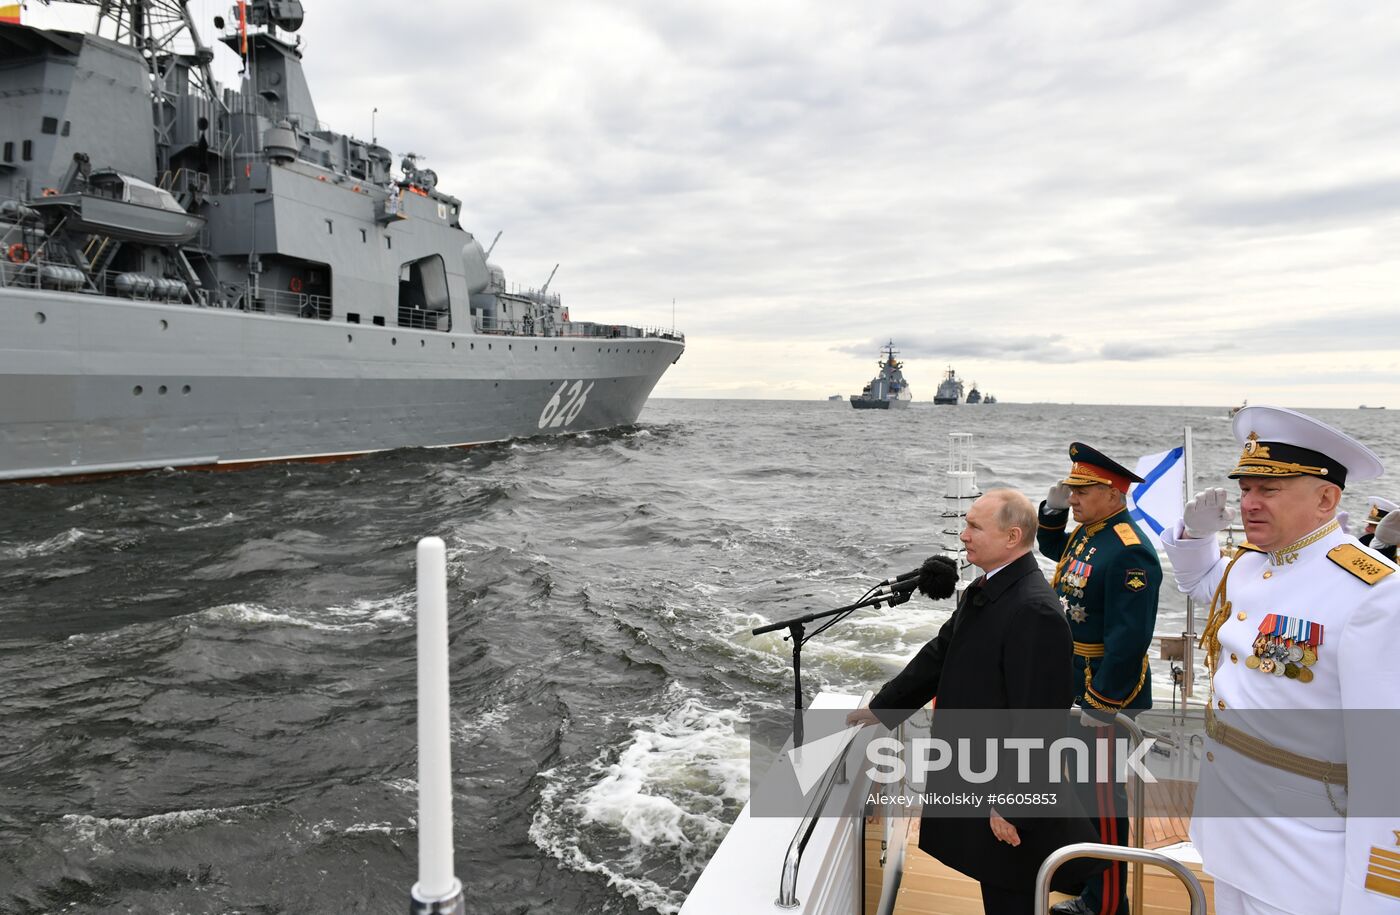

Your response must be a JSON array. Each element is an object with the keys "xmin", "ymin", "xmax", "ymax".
[{"xmin": 985, "ymin": 488, "xmax": 1038, "ymax": 548}]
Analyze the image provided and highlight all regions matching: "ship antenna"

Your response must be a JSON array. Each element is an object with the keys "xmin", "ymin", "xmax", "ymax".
[
  {"xmin": 540, "ymin": 264, "xmax": 559, "ymax": 295},
  {"xmin": 484, "ymin": 231, "xmax": 502, "ymax": 259}
]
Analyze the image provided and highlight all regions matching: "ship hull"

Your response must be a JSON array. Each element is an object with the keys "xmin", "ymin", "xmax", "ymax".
[
  {"xmin": 1, "ymin": 289, "xmax": 683, "ymax": 481},
  {"xmin": 849, "ymin": 398, "xmax": 909, "ymax": 409}
]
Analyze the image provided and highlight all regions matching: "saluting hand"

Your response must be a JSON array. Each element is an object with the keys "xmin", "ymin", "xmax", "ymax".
[
  {"xmin": 1046, "ymin": 482, "xmax": 1072, "ymax": 511},
  {"xmin": 1183, "ymin": 488, "xmax": 1236, "ymax": 538},
  {"xmin": 1374, "ymin": 512, "xmax": 1400, "ymax": 549}
]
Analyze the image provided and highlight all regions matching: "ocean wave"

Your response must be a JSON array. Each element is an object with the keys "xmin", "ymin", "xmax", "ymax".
[
  {"xmin": 199, "ymin": 600, "xmax": 401, "ymax": 633},
  {"xmin": 530, "ymin": 688, "xmax": 749, "ymax": 913},
  {"xmin": 0, "ymin": 527, "xmax": 91, "ymax": 559},
  {"xmin": 174, "ymin": 511, "xmax": 242, "ymax": 532},
  {"xmin": 59, "ymin": 804, "xmax": 263, "ymax": 856}
]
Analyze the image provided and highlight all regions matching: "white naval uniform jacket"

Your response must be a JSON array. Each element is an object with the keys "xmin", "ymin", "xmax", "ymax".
[{"xmin": 1162, "ymin": 520, "xmax": 1400, "ymax": 914}]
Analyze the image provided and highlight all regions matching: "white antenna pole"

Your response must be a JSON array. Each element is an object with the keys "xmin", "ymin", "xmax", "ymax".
[
  {"xmin": 1181, "ymin": 426, "xmax": 1195, "ymax": 700},
  {"xmin": 411, "ymin": 537, "xmax": 465, "ymax": 913}
]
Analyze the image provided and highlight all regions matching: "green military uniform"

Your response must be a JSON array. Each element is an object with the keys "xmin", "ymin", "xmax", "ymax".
[
  {"xmin": 1039, "ymin": 443, "xmax": 1162, "ymax": 915},
  {"xmin": 1037, "ymin": 506, "xmax": 1161, "ymax": 716}
]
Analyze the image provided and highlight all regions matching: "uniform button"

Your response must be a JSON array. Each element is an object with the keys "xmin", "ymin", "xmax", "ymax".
[
  {"xmin": 1230, "ymin": 653, "xmax": 1238, "ymax": 664},
  {"xmin": 1263, "ymin": 570, "xmax": 1273, "ymax": 579},
  {"xmin": 1218, "ymin": 699, "xmax": 1226, "ymax": 709},
  {"xmin": 1207, "ymin": 752, "xmax": 1215, "ymax": 762},
  {"xmin": 1237, "ymin": 611, "xmax": 1248, "ymax": 621}
]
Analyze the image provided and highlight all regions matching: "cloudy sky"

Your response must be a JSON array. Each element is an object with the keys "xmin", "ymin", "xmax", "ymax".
[{"xmin": 46, "ymin": 1, "xmax": 1400, "ymax": 404}]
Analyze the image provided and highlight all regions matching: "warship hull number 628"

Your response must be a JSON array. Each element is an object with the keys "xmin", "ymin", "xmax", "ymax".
[{"xmin": 0, "ymin": 0, "xmax": 683, "ymax": 483}]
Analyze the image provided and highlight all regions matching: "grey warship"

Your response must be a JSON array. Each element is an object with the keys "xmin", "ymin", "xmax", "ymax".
[
  {"xmin": 849, "ymin": 341, "xmax": 911, "ymax": 409},
  {"xmin": 933, "ymin": 365, "xmax": 964, "ymax": 404},
  {"xmin": 0, "ymin": 0, "xmax": 684, "ymax": 483}
]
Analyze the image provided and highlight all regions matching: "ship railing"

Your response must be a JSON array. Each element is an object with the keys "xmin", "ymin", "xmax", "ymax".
[
  {"xmin": 0, "ymin": 258, "xmax": 42, "ymax": 290},
  {"xmin": 245, "ymin": 287, "xmax": 332, "ymax": 320},
  {"xmin": 472, "ymin": 315, "xmax": 682, "ymax": 342},
  {"xmin": 1035, "ymin": 843, "xmax": 1208, "ymax": 915},
  {"xmin": 157, "ymin": 168, "xmax": 212, "ymax": 199},
  {"xmin": 775, "ymin": 690, "xmax": 875, "ymax": 908},
  {"xmin": 555, "ymin": 321, "xmax": 685, "ymax": 342}
]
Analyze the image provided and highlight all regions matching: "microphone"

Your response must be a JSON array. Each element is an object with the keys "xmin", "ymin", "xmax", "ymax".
[
  {"xmin": 880, "ymin": 566, "xmax": 924, "ymax": 590},
  {"xmin": 883, "ymin": 555, "xmax": 960, "ymax": 600}
]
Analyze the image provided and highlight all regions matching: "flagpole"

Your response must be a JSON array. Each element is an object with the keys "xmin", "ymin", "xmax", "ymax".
[{"xmin": 1181, "ymin": 424, "xmax": 1196, "ymax": 700}]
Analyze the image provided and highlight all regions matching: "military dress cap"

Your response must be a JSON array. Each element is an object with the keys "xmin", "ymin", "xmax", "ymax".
[
  {"xmin": 1062, "ymin": 442, "xmax": 1144, "ymax": 492},
  {"xmin": 1366, "ymin": 496, "xmax": 1398, "ymax": 524},
  {"xmin": 1229, "ymin": 405, "xmax": 1383, "ymax": 489}
]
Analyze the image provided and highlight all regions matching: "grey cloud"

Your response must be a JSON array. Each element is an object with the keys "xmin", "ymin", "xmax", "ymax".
[
  {"xmin": 1182, "ymin": 180, "xmax": 1400, "ymax": 228},
  {"xmin": 839, "ymin": 335, "xmax": 1082, "ymax": 364},
  {"xmin": 838, "ymin": 335, "xmax": 1234, "ymax": 365},
  {"xmin": 1096, "ymin": 340, "xmax": 1234, "ymax": 361}
]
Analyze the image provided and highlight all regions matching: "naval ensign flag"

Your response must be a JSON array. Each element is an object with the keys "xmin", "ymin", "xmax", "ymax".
[{"xmin": 1127, "ymin": 446, "xmax": 1185, "ymax": 550}]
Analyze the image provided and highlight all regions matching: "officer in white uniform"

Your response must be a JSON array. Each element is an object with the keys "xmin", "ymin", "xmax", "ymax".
[
  {"xmin": 1161, "ymin": 406, "xmax": 1400, "ymax": 914},
  {"xmin": 1360, "ymin": 496, "xmax": 1399, "ymax": 561}
]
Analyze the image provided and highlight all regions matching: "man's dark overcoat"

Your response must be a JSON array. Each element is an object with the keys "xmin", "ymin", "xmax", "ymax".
[{"xmin": 869, "ymin": 550, "xmax": 1103, "ymax": 893}]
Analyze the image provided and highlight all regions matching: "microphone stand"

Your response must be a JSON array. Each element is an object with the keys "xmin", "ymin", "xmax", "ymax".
[{"xmin": 752, "ymin": 586, "xmax": 913, "ymax": 748}]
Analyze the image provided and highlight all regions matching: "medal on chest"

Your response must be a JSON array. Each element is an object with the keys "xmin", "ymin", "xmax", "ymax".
[
  {"xmin": 1245, "ymin": 613, "xmax": 1322, "ymax": 683},
  {"xmin": 1062, "ymin": 558, "xmax": 1094, "ymax": 591}
]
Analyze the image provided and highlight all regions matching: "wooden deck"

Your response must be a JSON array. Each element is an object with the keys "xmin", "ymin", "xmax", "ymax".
[{"xmin": 877, "ymin": 780, "xmax": 1214, "ymax": 915}]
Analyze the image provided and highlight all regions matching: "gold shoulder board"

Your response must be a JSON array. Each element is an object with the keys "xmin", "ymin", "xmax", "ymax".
[
  {"xmin": 1327, "ymin": 544, "xmax": 1395, "ymax": 585},
  {"xmin": 1113, "ymin": 523, "xmax": 1141, "ymax": 546}
]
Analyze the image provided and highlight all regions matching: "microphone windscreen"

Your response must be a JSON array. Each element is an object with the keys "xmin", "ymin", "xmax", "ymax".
[{"xmin": 917, "ymin": 554, "xmax": 960, "ymax": 600}]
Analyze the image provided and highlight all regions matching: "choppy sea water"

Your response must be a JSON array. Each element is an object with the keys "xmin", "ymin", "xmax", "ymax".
[{"xmin": 2, "ymin": 400, "xmax": 1397, "ymax": 914}]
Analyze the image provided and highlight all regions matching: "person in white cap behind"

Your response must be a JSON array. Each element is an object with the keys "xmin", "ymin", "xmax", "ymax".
[
  {"xmin": 1159, "ymin": 405, "xmax": 1400, "ymax": 915},
  {"xmin": 1360, "ymin": 496, "xmax": 1399, "ymax": 561}
]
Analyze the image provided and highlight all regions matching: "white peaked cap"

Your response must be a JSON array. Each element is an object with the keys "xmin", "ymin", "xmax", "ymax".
[
  {"xmin": 1365, "ymin": 496, "xmax": 1398, "ymax": 520},
  {"xmin": 1230, "ymin": 405, "xmax": 1383, "ymax": 487}
]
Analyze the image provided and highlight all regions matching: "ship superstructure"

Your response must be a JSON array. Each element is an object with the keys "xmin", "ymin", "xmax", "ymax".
[
  {"xmin": 849, "ymin": 341, "xmax": 911, "ymax": 410},
  {"xmin": 0, "ymin": 1, "xmax": 683, "ymax": 482}
]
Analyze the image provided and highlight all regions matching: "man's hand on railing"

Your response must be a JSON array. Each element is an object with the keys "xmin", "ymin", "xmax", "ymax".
[
  {"xmin": 989, "ymin": 808, "xmax": 1021, "ymax": 846},
  {"xmin": 845, "ymin": 708, "xmax": 880, "ymax": 728}
]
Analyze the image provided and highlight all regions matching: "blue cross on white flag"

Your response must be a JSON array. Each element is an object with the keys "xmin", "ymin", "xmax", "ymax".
[{"xmin": 1127, "ymin": 447, "xmax": 1185, "ymax": 550}]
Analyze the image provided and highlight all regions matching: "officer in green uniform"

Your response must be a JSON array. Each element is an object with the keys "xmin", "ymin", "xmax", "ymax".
[{"xmin": 1038, "ymin": 443, "xmax": 1162, "ymax": 915}]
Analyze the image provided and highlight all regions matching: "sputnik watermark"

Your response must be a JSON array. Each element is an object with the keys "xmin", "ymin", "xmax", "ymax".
[
  {"xmin": 786, "ymin": 732, "xmax": 1158, "ymax": 796},
  {"xmin": 862, "ymin": 735, "xmax": 1158, "ymax": 787}
]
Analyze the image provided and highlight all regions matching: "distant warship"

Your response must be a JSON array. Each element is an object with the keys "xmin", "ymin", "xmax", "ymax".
[
  {"xmin": 850, "ymin": 341, "xmax": 911, "ymax": 409},
  {"xmin": 966, "ymin": 382, "xmax": 997, "ymax": 404},
  {"xmin": 0, "ymin": 1, "xmax": 684, "ymax": 483},
  {"xmin": 933, "ymin": 366, "xmax": 964, "ymax": 404}
]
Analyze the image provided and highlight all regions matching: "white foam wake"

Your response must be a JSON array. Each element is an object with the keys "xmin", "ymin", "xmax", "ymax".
[{"xmin": 530, "ymin": 688, "xmax": 750, "ymax": 913}]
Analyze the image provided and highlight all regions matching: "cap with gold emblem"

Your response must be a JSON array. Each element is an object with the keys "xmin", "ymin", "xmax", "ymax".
[
  {"xmin": 1229, "ymin": 405, "xmax": 1384, "ymax": 489},
  {"xmin": 1366, "ymin": 496, "xmax": 1398, "ymax": 524},
  {"xmin": 1061, "ymin": 442, "xmax": 1144, "ymax": 493}
]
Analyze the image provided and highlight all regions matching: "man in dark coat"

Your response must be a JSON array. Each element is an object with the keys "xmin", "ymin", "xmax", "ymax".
[{"xmin": 847, "ymin": 489, "xmax": 1097, "ymax": 915}]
